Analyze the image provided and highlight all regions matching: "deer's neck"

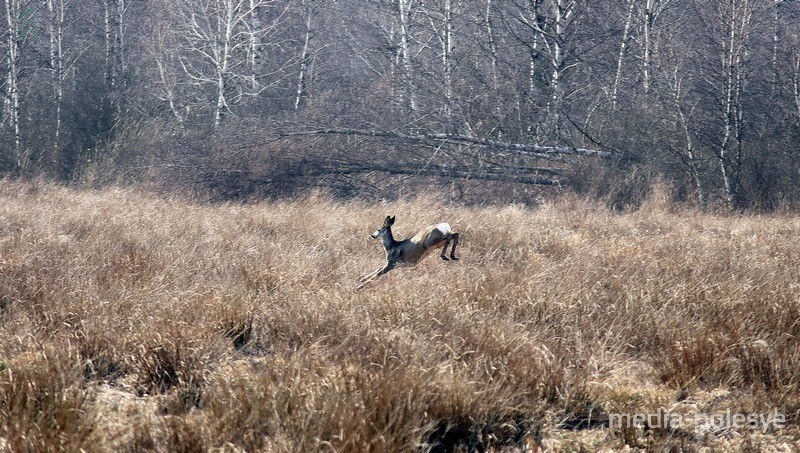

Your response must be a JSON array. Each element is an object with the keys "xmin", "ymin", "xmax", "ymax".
[{"xmin": 381, "ymin": 228, "xmax": 399, "ymax": 251}]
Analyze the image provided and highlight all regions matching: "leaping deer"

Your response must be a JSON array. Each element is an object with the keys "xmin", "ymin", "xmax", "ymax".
[{"xmin": 357, "ymin": 215, "xmax": 459, "ymax": 289}]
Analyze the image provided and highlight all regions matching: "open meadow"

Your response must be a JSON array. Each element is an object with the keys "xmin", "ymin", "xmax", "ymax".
[{"xmin": 1, "ymin": 180, "xmax": 800, "ymax": 451}]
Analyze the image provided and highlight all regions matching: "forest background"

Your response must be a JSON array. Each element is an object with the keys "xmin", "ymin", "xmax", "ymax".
[{"xmin": 2, "ymin": 0, "xmax": 800, "ymax": 209}]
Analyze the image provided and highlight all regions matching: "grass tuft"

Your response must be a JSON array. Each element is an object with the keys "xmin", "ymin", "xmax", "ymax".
[{"xmin": 0, "ymin": 345, "xmax": 97, "ymax": 451}]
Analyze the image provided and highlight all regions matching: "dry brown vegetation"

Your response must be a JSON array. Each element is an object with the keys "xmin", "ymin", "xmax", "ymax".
[{"xmin": 1, "ymin": 180, "xmax": 800, "ymax": 451}]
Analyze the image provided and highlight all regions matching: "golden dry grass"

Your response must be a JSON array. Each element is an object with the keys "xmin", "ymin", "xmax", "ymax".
[{"xmin": 1, "ymin": 180, "xmax": 800, "ymax": 451}]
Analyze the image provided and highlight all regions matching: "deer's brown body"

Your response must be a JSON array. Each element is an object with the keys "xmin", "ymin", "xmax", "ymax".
[{"xmin": 357, "ymin": 215, "xmax": 459, "ymax": 289}]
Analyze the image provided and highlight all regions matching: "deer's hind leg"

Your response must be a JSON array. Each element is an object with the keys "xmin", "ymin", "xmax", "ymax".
[
  {"xmin": 449, "ymin": 232, "xmax": 459, "ymax": 260},
  {"xmin": 440, "ymin": 232, "xmax": 460, "ymax": 261},
  {"xmin": 440, "ymin": 237, "xmax": 451, "ymax": 260}
]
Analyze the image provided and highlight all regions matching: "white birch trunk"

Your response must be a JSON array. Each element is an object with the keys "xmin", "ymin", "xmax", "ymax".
[
  {"xmin": 55, "ymin": 0, "xmax": 64, "ymax": 156},
  {"xmin": 612, "ymin": 0, "xmax": 637, "ymax": 107},
  {"xmin": 103, "ymin": 0, "xmax": 112, "ymax": 87},
  {"xmin": 517, "ymin": 0, "xmax": 570, "ymax": 136},
  {"xmin": 154, "ymin": 53, "xmax": 184, "ymax": 126},
  {"xmin": 45, "ymin": 0, "xmax": 55, "ymax": 69},
  {"xmin": 718, "ymin": 13, "xmax": 737, "ymax": 207},
  {"xmin": 639, "ymin": 0, "xmax": 672, "ymax": 95},
  {"xmin": 670, "ymin": 70, "xmax": 706, "ymax": 207},
  {"xmin": 114, "ymin": 0, "xmax": 125, "ymax": 121},
  {"xmin": 441, "ymin": 0, "xmax": 454, "ymax": 127},
  {"xmin": 551, "ymin": 0, "xmax": 563, "ymax": 114},
  {"xmin": 771, "ymin": 0, "xmax": 789, "ymax": 92},
  {"xmin": 46, "ymin": 0, "xmax": 65, "ymax": 158},
  {"xmin": 717, "ymin": 0, "xmax": 752, "ymax": 209},
  {"xmin": 214, "ymin": 0, "xmax": 236, "ymax": 130},
  {"xmin": 175, "ymin": 0, "xmax": 280, "ymax": 129},
  {"xmin": 294, "ymin": 1, "xmax": 314, "ymax": 111},
  {"xmin": 397, "ymin": 0, "xmax": 417, "ymax": 111},
  {"xmin": 484, "ymin": 0, "xmax": 498, "ymax": 89},
  {"xmin": 116, "ymin": 0, "xmax": 126, "ymax": 84},
  {"xmin": 642, "ymin": 1, "xmax": 652, "ymax": 93},
  {"xmin": 529, "ymin": 0, "xmax": 542, "ymax": 98},
  {"xmin": 389, "ymin": 22, "xmax": 397, "ymax": 106},
  {"xmin": 4, "ymin": 0, "xmax": 21, "ymax": 170},
  {"xmin": 794, "ymin": 55, "xmax": 800, "ymax": 122},
  {"xmin": 249, "ymin": 0, "xmax": 262, "ymax": 91},
  {"xmin": 544, "ymin": 0, "xmax": 571, "ymax": 137}
]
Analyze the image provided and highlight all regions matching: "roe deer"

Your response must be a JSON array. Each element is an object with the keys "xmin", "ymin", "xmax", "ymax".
[{"xmin": 357, "ymin": 215, "xmax": 459, "ymax": 289}]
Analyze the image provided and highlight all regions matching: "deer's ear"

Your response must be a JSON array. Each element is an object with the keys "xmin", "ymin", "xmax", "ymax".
[{"xmin": 388, "ymin": 215, "xmax": 396, "ymax": 225}]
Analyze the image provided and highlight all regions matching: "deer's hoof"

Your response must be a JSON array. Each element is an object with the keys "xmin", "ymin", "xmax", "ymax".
[
  {"xmin": 450, "ymin": 256, "xmax": 459, "ymax": 261},
  {"xmin": 440, "ymin": 255, "xmax": 449, "ymax": 261}
]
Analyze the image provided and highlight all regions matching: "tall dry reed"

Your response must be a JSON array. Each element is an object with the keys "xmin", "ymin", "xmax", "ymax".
[{"xmin": 0, "ymin": 181, "xmax": 798, "ymax": 451}]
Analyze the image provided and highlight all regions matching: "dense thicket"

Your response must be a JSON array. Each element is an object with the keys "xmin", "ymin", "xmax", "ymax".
[{"xmin": 2, "ymin": 0, "xmax": 800, "ymax": 209}]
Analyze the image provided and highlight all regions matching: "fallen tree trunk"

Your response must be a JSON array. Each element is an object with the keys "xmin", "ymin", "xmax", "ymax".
[
  {"xmin": 315, "ymin": 161, "xmax": 562, "ymax": 185},
  {"xmin": 275, "ymin": 127, "xmax": 612, "ymax": 160}
]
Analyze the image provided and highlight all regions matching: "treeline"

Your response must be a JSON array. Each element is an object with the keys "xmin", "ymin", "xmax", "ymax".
[{"xmin": 2, "ymin": 0, "xmax": 800, "ymax": 209}]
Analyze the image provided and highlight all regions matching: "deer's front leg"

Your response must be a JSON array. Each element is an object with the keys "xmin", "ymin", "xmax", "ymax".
[
  {"xmin": 360, "ymin": 267, "xmax": 382, "ymax": 283},
  {"xmin": 374, "ymin": 261, "xmax": 396, "ymax": 278},
  {"xmin": 357, "ymin": 262, "xmax": 396, "ymax": 289}
]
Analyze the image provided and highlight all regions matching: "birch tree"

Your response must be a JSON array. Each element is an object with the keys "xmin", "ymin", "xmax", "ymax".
[
  {"xmin": 713, "ymin": 0, "xmax": 762, "ymax": 208},
  {"xmin": 794, "ymin": 53, "xmax": 800, "ymax": 122},
  {"xmin": 611, "ymin": 0, "xmax": 637, "ymax": 107},
  {"xmin": 45, "ymin": 0, "xmax": 67, "ymax": 158},
  {"xmin": 152, "ymin": 27, "xmax": 185, "ymax": 127},
  {"xmin": 397, "ymin": 0, "xmax": 417, "ymax": 111},
  {"xmin": 249, "ymin": 0, "xmax": 263, "ymax": 90},
  {"xmin": 2, "ymin": 0, "xmax": 29, "ymax": 171},
  {"xmin": 97, "ymin": 0, "xmax": 129, "ymax": 124},
  {"xmin": 771, "ymin": 0, "xmax": 792, "ymax": 90},
  {"xmin": 484, "ymin": 0, "xmax": 499, "ymax": 89},
  {"xmin": 637, "ymin": 0, "xmax": 672, "ymax": 94},
  {"xmin": 668, "ymin": 66, "xmax": 707, "ymax": 207},
  {"xmin": 510, "ymin": 0, "xmax": 544, "ymax": 100},
  {"xmin": 513, "ymin": 0, "xmax": 584, "ymax": 139},
  {"xmin": 420, "ymin": 0, "xmax": 457, "ymax": 129},
  {"xmin": 169, "ymin": 0, "xmax": 286, "ymax": 130},
  {"xmin": 294, "ymin": 0, "xmax": 325, "ymax": 111}
]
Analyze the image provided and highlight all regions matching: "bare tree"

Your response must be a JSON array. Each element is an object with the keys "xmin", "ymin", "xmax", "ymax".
[
  {"xmin": 484, "ymin": 0, "xmax": 499, "ymax": 89},
  {"xmin": 96, "ymin": 0, "xmax": 130, "ymax": 126},
  {"xmin": 770, "ymin": 0, "xmax": 797, "ymax": 91},
  {"xmin": 419, "ymin": 0, "xmax": 458, "ymax": 129},
  {"xmin": 397, "ymin": 0, "xmax": 417, "ymax": 112},
  {"xmin": 712, "ymin": 0, "xmax": 764, "ymax": 208},
  {"xmin": 2, "ymin": 0, "xmax": 28, "ymax": 171},
  {"xmin": 794, "ymin": 53, "xmax": 800, "ymax": 122},
  {"xmin": 637, "ymin": 0, "xmax": 672, "ymax": 94},
  {"xmin": 294, "ymin": 0, "xmax": 325, "ymax": 111},
  {"xmin": 152, "ymin": 27, "xmax": 185, "ymax": 127},
  {"xmin": 667, "ymin": 65, "xmax": 707, "ymax": 207},
  {"xmin": 249, "ymin": 0, "xmax": 263, "ymax": 90},
  {"xmin": 45, "ymin": 0, "xmax": 67, "ymax": 160},
  {"xmin": 512, "ymin": 0, "xmax": 585, "ymax": 139},
  {"xmin": 167, "ymin": 0, "xmax": 289, "ymax": 130},
  {"xmin": 611, "ymin": 0, "xmax": 637, "ymax": 107}
]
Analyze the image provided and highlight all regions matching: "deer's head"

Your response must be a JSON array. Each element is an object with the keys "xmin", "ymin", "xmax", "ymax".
[{"xmin": 371, "ymin": 215, "xmax": 395, "ymax": 239}]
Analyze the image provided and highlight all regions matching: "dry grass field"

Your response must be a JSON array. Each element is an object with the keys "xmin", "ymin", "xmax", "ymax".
[{"xmin": 1, "ymin": 180, "xmax": 800, "ymax": 451}]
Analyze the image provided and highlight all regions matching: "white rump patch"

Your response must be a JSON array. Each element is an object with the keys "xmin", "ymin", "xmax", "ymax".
[{"xmin": 436, "ymin": 223, "xmax": 452, "ymax": 235}]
